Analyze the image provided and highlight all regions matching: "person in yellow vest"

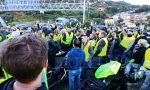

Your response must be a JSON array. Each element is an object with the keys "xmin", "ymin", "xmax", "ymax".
[
  {"xmin": 133, "ymin": 30, "xmax": 140, "ymax": 38},
  {"xmin": 61, "ymin": 28, "xmax": 74, "ymax": 51},
  {"xmin": 116, "ymin": 28, "xmax": 124, "ymax": 41},
  {"xmin": 119, "ymin": 30, "xmax": 135, "ymax": 63},
  {"xmin": 88, "ymin": 34, "xmax": 96, "ymax": 49},
  {"xmin": 53, "ymin": 29, "xmax": 60, "ymax": 43},
  {"xmin": 81, "ymin": 35, "xmax": 94, "ymax": 80},
  {"xmin": 93, "ymin": 31, "xmax": 108, "ymax": 68},
  {"xmin": 139, "ymin": 41, "xmax": 150, "ymax": 90},
  {"xmin": 126, "ymin": 31, "xmax": 148, "ymax": 60},
  {"xmin": 82, "ymin": 35, "xmax": 94, "ymax": 68}
]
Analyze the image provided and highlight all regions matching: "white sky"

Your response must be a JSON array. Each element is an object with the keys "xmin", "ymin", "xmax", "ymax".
[{"xmin": 110, "ymin": 0, "xmax": 150, "ymax": 5}]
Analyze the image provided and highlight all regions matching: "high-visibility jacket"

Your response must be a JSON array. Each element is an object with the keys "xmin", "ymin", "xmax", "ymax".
[
  {"xmin": 0, "ymin": 35, "xmax": 3, "ymax": 42},
  {"xmin": 82, "ymin": 42, "xmax": 90, "ymax": 59},
  {"xmin": 6, "ymin": 33, "xmax": 11, "ymax": 39},
  {"xmin": 89, "ymin": 39, "xmax": 96, "ymax": 48},
  {"xmin": 120, "ymin": 35, "xmax": 135, "ymax": 49},
  {"xmin": 62, "ymin": 32, "xmax": 73, "ymax": 45},
  {"xmin": 143, "ymin": 48, "xmax": 150, "ymax": 69},
  {"xmin": 134, "ymin": 32, "xmax": 140, "ymax": 38},
  {"xmin": 94, "ymin": 38, "xmax": 108, "ymax": 57},
  {"xmin": 42, "ymin": 68, "xmax": 48, "ymax": 89},
  {"xmin": 53, "ymin": 33, "xmax": 60, "ymax": 42},
  {"xmin": 118, "ymin": 32, "xmax": 122, "ymax": 40},
  {"xmin": 0, "ymin": 68, "xmax": 12, "ymax": 84},
  {"xmin": 42, "ymin": 33, "xmax": 48, "ymax": 39}
]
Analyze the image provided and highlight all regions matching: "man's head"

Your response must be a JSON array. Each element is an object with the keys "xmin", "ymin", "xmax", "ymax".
[
  {"xmin": 82, "ymin": 35, "xmax": 88, "ymax": 43},
  {"xmin": 76, "ymin": 30, "xmax": 81, "ymax": 36},
  {"xmin": 127, "ymin": 30, "xmax": 133, "ymax": 36},
  {"xmin": 138, "ymin": 39, "xmax": 149, "ymax": 47},
  {"xmin": 35, "ymin": 28, "xmax": 42, "ymax": 35},
  {"xmin": 73, "ymin": 39, "xmax": 81, "ymax": 48},
  {"xmin": 89, "ymin": 34, "xmax": 94, "ymax": 39},
  {"xmin": 1, "ymin": 33, "xmax": 48, "ymax": 83},
  {"xmin": 98, "ymin": 31, "xmax": 107, "ymax": 38}
]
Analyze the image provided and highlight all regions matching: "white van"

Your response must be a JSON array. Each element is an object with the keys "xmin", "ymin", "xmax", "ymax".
[{"xmin": 56, "ymin": 18, "xmax": 69, "ymax": 25}]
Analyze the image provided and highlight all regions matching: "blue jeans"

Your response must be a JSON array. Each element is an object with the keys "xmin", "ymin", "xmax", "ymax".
[
  {"xmin": 69, "ymin": 69, "xmax": 82, "ymax": 90},
  {"xmin": 140, "ymin": 66, "xmax": 150, "ymax": 90}
]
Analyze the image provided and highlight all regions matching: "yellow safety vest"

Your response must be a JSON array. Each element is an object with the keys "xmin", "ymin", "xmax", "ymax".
[
  {"xmin": 94, "ymin": 38, "xmax": 108, "ymax": 57},
  {"xmin": 62, "ymin": 32, "xmax": 73, "ymax": 45},
  {"xmin": 53, "ymin": 33, "xmax": 60, "ymax": 42},
  {"xmin": 0, "ymin": 35, "xmax": 3, "ymax": 41},
  {"xmin": 82, "ymin": 42, "xmax": 90, "ymax": 59},
  {"xmin": 118, "ymin": 32, "xmax": 122, "ymax": 41},
  {"xmin": 143, "ymin": 48, "xmax": 150, "ymax": 69},
  {"xmin": 43, "ymin": 68, "xmax": 48, "ymax": 89},
  {"xmin": 89, "ymin": 39, "xmax": 96, "ymax": 48},
  {"xmin": 0, "ymin": 68, "xmax": 12, "ymax": 84},
  {"xmin": 134, "ymin": 32, "xmax": 140, "ymax": 38},
  {"xmin": 6, "ymin": 34, "xmax": 11, "ymax": 39},
  {"xmin": 120, "ymin": 35, "xmax": 135, "ymax": 49},
  {"xmin": 42, "ymin": 33, "xmax": 48, "ymax": 39}
]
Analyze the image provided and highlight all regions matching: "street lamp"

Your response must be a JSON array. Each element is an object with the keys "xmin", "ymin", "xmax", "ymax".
[
  {"xmin": 83, "ymin": 0, "xmax": 86, "ymax": 24},
  {"xmin": 40, "ymin": 11, "xmax": 44, "ymax": 22}
]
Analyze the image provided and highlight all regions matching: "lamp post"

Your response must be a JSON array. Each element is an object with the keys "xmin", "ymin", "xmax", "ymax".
[{"xmin": 83, "ymin": 0, "xmax": 86, "ymax": 24}]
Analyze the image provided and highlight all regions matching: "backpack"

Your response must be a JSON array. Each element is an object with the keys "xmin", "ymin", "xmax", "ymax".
[{"xmin": 81, "ymin": 77, "xmax": 107, "ymax": 90}]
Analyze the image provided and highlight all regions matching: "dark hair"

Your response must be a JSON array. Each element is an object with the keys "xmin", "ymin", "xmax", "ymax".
[
  {"xmin": 1, "ymin": 33, "xmax": 48, "ymax": 83},
  {"xmin": 101, "ymin": 31, "xmax": 107, "ymax": 37},
  {"xmin": 108, "ymin": 34, "xmax": 113, "ymax": 38},
  {"xmin": 73, "ymin": 39, "xmax": 81, "ymax": 48}
]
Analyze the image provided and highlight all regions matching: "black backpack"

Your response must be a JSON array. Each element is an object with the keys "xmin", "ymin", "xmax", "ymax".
[{"xmin": 81, "ymin": 77, "xmax": 107, "ymax": 90}]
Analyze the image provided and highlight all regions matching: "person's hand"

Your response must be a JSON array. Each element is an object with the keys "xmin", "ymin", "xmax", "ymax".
[{"xmin": 124, "ymin": 50, "xmax": 128, "ymax": 53}]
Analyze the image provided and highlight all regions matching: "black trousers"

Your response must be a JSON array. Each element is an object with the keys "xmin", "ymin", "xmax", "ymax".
[{"xmin": 48, "ymin": 53, "xmax": 56, "ymax": 68}]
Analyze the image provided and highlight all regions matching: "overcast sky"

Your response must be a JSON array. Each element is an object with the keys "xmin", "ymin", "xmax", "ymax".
[{"xmin": 109, "ymin": 0, "xmax": 150, "ymax": 5}]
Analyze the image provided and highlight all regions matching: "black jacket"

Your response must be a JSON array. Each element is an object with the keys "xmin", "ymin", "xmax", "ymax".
[
  {"xmin": 132, "ymin": 46, "xmax": 147, "ymax": 65},
  {"xmin": 48, "ymin": 37, "xmax": 59, "ymax": 54},
  {"xmin": 129, "ymin": 36, "xmax": 147, "ymax": 52},
  {"xmin": 0, "ymin": 78, "xmax": 47, "ymax": 90}
]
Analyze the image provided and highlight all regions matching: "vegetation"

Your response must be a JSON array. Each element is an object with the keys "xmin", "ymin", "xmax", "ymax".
[
  {"xmin": 0, "ymin": 0, "xmax": 149, "ymax": 25},
  {"xmin": 134, "ymin": 5, "xmax": 150, "ymax": 13}
]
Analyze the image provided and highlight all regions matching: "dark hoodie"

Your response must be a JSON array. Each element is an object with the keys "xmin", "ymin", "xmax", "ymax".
[{"xmin": 0, "ymin": 78, "xmax": 47, "ymax": 90}]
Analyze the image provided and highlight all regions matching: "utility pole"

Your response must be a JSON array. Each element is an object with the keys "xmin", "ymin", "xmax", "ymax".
[{"xmin": 83, "ymin": 0, "xmax": 86, "ymax": 24}]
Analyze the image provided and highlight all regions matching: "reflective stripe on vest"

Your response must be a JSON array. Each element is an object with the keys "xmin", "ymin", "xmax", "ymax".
[
  {"xmin": 0, "ymin": 68, "xmax": 12, "ymax": 84},
  {"xmin": 2, "ymin": 68, "xmax": 12, "ymax": 79},
  {"xmin": 82, "ymin": 43, "xmax": 90, "ymax": 59},
  {"xmin": 62, "ymin": 32, "xmax": 73, "ymax": 45},
  {"xmin": 120, "ymin": 35, "xmax": 135, "ymax": 49},
  {"xmin": 143, "ymin": 48, "xmax": 150, "ymax": 69},
  {"xmin": 43, "ymin": 68, "xmax": 48, "ymax": 89},
  {"xmin": 94, "ymin": 38, "xmax": 108, "ymax": 57}
]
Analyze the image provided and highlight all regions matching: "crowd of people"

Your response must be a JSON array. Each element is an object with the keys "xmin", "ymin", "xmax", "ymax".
[{"xmin": 0, "ymin": 23, "xmax": 150, "ymax": 90}]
